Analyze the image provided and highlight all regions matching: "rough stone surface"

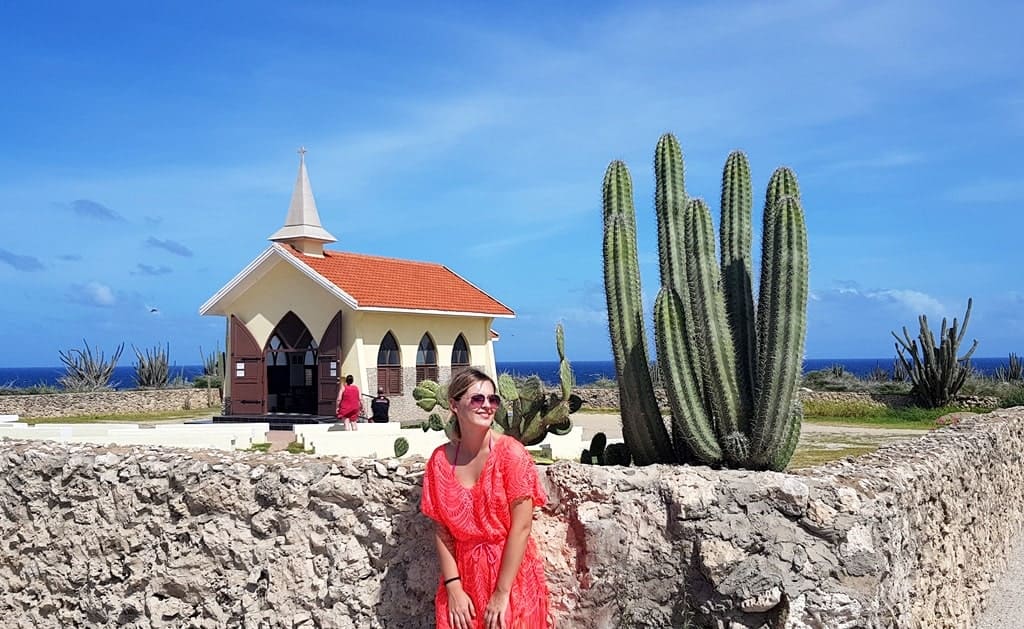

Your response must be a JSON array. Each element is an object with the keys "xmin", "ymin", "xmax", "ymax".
[
  {"xmin": 0, "ymin": 389, "xmax": 222, "ymax": 419},
  {"xmin": 1, "ymin": 409, "xmax": 1023, "ymax": 627}
]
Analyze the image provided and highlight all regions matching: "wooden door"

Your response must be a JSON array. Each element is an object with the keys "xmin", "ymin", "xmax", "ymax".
[
  {"xmin": 317, "ymin": 311, "xmax": 342, "ymax": 416},
  {"xmin": 229, "ymin": 315, "xmax": 265, "ymax": 415}
]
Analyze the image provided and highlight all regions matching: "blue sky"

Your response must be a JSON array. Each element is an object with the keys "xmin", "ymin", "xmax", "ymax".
[{"xmin": 1, "ymin": 1, "xmax": 1021, "ymax": 368}]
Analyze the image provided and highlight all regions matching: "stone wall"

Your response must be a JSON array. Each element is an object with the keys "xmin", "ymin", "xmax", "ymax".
[
  {"xmin": 0, "ymin": 388, "xmax": 222, "ymax": 419},
  {"xmin": 2, "ymin": 409, "xmax": 1023, "ymax": 627},
  {"xmin": 573, "ymin": 387, "xmax": 1000, "ymax": 411}
]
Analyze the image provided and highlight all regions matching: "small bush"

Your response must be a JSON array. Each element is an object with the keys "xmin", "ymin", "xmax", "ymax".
[
  {"xmin": 248, "ymin": 443, "xmax": 272, "ymax": 453},
  {"xmin": 286, "ymin": 440, "xmax": 312, "ymax": 454},
  {"xmin": 192, "ymin": 375, "xmax": 224, "ymax": 389},
  {"xmin": 0, "ymin": 381, "xmax": 60, "ymax": 396},
  {"xmin": 801, "ymin": 368, "xmax": 866, "ymax": 392},
  {"xmin": 588, "ymin": 376, "xmax": 618, "ymax": 389},
  {"xmin": 999, "ymin": 386, "xmax": 1024, "ymax": 408}
]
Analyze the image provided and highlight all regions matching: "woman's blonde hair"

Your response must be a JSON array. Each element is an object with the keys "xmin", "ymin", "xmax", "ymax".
[{"xmin": 446, "ymin": 367, "xmax": 497, "ymax": 440}]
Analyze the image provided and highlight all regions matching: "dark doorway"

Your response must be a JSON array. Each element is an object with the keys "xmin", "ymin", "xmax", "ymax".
[{"xmin": 265, "ymin": 312, "xmax": 318, "ymax": 414}]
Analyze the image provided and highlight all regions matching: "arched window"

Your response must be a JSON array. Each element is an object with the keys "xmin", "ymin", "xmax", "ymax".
[
  {"xmin": 451, "ymin": 334, "xmax": 470, "ymax": 376},
  {"xmin": 377, "ymin": 332, "xmax": 402, "ymax": 395},
  {"xmin": 416, "ymin": 333, "xmax": 438, "ymax": 383}
]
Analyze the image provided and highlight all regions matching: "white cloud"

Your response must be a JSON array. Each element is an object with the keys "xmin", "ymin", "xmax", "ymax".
[{"xmin": 68, "ymin": 282, "xmax": 117, "ymax": 307}]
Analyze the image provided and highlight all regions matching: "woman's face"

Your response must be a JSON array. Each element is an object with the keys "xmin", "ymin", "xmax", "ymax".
[{"xmin": 451, "ymin": 378, "xmax": 499, "ymax": 431}]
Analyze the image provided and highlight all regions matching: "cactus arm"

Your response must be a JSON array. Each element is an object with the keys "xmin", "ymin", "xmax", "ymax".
[
  {"xmin": 655, "ymin": 133, "xmax": 688, "ymax": 295},
  {"xmin": 603, "ymin": 160, "xmax": 674, "ymax": 464},
  {"xmin": 655, "ymin": 287, "xmax": 722, "ymax": 464},
  {"xmin": 757, "ymin": 167, "xmax": 800, "ymax": 368},
  {"xmin": 683, "ymin": 198, "xmax": 747, "ymax": 463},
  {"xmin": 719, "ymin": 150, "xmax": 756, "ymax": 419},
  {"xmin": 655, "ymin": 133, "xmax": 706, "ymax": 416},
  {"xmin": 767, "ymin": 402, "xmax": 803, "ymax": 472},
  {"xmin": 750, "ymin": 196, "xmax": 808, "ymax": 467}
]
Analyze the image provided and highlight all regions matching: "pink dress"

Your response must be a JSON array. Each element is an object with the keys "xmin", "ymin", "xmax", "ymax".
[{"xmin": 421, "ymin": 435, "xmax": 551, "ymax": 629}]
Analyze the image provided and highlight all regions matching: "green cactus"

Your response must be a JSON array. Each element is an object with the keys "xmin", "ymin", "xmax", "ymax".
[
  {"xmin": 892, "ymin": 298, "xmax": 978, "ymax": 408},
  {"xmin": 411, "ymin": 324, "xmax": 579, "ymax": 447},
  {"xmin": 602, "ymin": 133, "xmax": 809, "ymax": 470},
  {"xmin": 604, "ymin": 442, "xmax": 632, "ymax": 466},
  {"xmin": 494, "ymin": 323, "xmax": 579, "ymax": 446},
  {"xmin": 580, "ymin": 431, "xmax": 608, "ymax": 465},
  {"xmin": 393, "ymin": 437, "xmax": 409, "ymax": 458},
  {"xmin": 412, "ymin": 381, "xmax": 457, "ymax": 439},
  {"xmin": 603, "ymin": 161, "xmax": 676, "ymax": 466}
]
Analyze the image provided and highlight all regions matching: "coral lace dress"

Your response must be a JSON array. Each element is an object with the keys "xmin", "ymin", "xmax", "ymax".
[{"xmin": 421, "ymin": 435, "xmax": 551, "ymax": 629}]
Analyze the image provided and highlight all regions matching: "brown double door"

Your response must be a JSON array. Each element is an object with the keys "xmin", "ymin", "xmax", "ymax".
[{"xmin": 227, "ymin": 311, "xmax": 343, "ymax": 416}]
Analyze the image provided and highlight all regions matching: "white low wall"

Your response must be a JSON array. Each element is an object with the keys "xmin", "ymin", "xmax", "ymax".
[
  {"xmin": 295, "ymin": 424, "xmax": 587, "ymax": 460},
  {"xmin": 0, "ymin": 422, "xmax": 269, "ymax": 451}
]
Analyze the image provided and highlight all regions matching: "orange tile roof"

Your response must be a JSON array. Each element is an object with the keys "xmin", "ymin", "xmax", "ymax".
[{"xmin": 284, "ymin": 246, "xmax": 514, "ymax": 316}]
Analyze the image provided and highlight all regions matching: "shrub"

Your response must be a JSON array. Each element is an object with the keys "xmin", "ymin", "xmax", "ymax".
[
  {"xmin": 286, "ymin": 440, "xmax": 312, "ymax": 454},
  {"xmin": 192, "ymin": 375, "xmax": 224, "ymax": 389},
  {"xmin": 0, "ymin": 381, "xmax": 60, "ymax": 396},
  {"xmin": 998, "ymin": 385, "xmax": 1024, "ymax": 408},
  {"xmin": 801, "ymin": 368, "xmax": 866, "ymax": 392}
]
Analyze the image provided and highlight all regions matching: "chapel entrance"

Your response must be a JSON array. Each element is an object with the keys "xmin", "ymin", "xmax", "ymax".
[{"xmin": 265, "ymin": 312, "xmax": 320, "ymax": 414}]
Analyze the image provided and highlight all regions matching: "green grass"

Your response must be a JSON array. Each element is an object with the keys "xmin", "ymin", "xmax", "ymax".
[
  {"xmin": 804, "ymin": 404, "xmax": 985, "ymax": 430},
  {"xmin": 23, "ymin": 407, "xmax": 220, "ymax": 424}
]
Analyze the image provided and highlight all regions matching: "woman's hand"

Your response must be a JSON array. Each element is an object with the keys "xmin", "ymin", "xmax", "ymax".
[
  {"xmin": 447, "ymin": 581, "xmax": 476, "ymax": 629},
  {"xmin": 484, "ymin": 588, "xmax": 510, "ymax": 629}
]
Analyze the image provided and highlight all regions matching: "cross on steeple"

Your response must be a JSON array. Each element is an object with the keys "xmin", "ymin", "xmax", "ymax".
[{"xmin": 297, "ymin": 146, "xmax": 307, "ymax": 161}]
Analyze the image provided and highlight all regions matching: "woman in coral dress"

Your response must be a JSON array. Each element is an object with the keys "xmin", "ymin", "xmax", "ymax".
[{"xmin": 421, "ymin": 368, "xmax": 551, "ymax": 629}]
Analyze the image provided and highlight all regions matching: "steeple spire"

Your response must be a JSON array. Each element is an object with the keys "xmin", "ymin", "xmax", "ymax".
[{"xmin": 268, "ymin": 148, "xmax": 337, "ymax": 256}]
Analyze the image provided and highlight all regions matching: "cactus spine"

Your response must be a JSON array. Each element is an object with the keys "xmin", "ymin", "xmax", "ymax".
[{"xmin": 602, "ymin": 133, "xmax": 809, "ymax": 470}]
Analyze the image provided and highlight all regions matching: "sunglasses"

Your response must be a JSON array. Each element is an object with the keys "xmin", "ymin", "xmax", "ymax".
[{"xmin": 464, "ymin": 393, "xmax": 502, "ymax": 409}]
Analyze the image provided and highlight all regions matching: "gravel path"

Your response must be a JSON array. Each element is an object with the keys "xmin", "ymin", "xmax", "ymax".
[{"xmin": 975, "ymin": 542, "xmax": 1024, "ymax": 627}]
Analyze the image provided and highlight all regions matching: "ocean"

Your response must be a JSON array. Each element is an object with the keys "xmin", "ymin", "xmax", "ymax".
[{"xmin": 0, "ymin": 357, "xmax": 1014, "ymax": 390}]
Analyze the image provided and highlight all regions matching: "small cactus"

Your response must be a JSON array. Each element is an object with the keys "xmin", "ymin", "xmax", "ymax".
[
  {"xmin": 580, "ymin": 433, "xmax": 630, "ymax": 466},
  {"xmin": 493, "ymin": 324, "xmax": 580, "ymax": 446},
  {"xmin": 393, "ymin": 437, "xmax": 409, "ymax": 458},
  {"xmin": 580, "ymin": 432, "xmax": 608, "ymax": 465},
  {"xmin": 604, "ymin": 442, "xmax": 632, "ymax": 466}
]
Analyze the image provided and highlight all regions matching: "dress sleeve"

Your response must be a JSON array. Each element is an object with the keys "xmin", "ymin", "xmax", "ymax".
[
  {"xmin": 421, "ymin": 446, "xmax": 444, "ymax": 521},
  {"xmin": 501, "ymin": 438, "xmax": 547, "ymax": 508}
]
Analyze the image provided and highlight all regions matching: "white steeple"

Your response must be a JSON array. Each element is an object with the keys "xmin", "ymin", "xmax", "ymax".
[{"xmin": 268, "ymin": 147, "xmax": 337, "ymax": 256}]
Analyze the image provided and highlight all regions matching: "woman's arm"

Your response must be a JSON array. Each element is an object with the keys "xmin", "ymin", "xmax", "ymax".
[
  {"xmin": 485, "ymin": 497, "xmax": 535, "ymax": 628},
  {"xmin": 435, "ymin": 523, "xmax": 475, "ymax": 629}
]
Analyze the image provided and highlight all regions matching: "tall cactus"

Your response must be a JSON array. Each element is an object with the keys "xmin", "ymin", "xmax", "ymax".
[
  {"xmin": 603, "ymin": 161, "xmax": 676, "ymax": 465},
  {"xmin": 602, "ymin": 133, "xmax": 809, "ymax": 470}
]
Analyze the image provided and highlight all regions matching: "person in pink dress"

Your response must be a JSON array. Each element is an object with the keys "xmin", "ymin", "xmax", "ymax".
[
  {"xmin": 335, "ymin": 374, "xmax": 362, "ymax": 431},
  {"xmin": 421, "ymin": 367, "xmax": 552, "ymax": 629}
]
